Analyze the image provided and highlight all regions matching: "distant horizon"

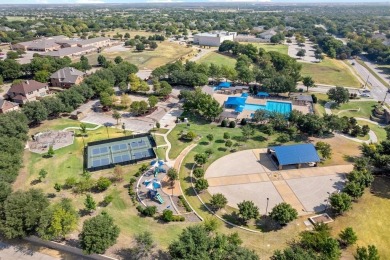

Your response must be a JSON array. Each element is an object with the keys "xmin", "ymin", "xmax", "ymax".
[{"xmin": 1, "ymin": 0, "xmax": 390, "ymax": 5}]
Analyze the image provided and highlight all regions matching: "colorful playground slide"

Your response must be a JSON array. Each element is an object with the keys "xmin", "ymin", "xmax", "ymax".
[{"xmin": 155, "ymin": 193, "xmax": 164, "ymax": 204}]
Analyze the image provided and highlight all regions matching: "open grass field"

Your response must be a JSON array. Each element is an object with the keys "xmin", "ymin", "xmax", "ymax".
[
  {"xmin": 14, "ymin": 118, "xmax": 190, "ymax": 255},
  {"xmin": 301, "ymin": 58, "xmax": 361, "ymax": 87},
  {"xmin": 239, "ymin": 42, "xmax": 288, "ymax": 55},
  {"xmin": 330, "ymin": 176, "xmax": 390, "ymax": 259},
  {"xmin": 357, "ymin": 120, "xmax": 387, "ymax": 142},
  {"xmin": 198, "ymin": 51, "xmax": 237, "ymax": 68},
  {"xmin": 332, "ymin": 101, "xmax": 377, "ymax": 119},
  {"xmin": 87, "ymin": 41, "xmax": 194, "ymax": 70},
  {"xmin": 6, "ymin": 16, "xmax": 30, "ymax": 21}
]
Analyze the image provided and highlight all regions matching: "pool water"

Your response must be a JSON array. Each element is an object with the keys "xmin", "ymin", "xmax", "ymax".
[{"xmin": 244, "ymin": 101, "xmax": 292, "ymax": 114}]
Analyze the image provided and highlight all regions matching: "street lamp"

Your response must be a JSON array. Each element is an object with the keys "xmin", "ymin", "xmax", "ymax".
[
  {"xmin": 122, "ymin": 123, "xmax": 126, "ymax": 136},
  {"xmin": 265, "ymin": 197, "xmax": 269, "ymax": 215},
  {"xmin": 383, "ymin": 89, "xmax": 390, "ymax": 104}
]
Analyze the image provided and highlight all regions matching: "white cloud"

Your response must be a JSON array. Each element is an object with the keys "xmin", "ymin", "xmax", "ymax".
[
  {"xmin": 76, "ymin": 0, "xmax": 105, "ymax": 3},
  {"xmin": 208, "ymin": 0, "xmax": 271, "ymax": 2},
  {"xmin": 146, "ymin": 0, "xmax": 183, "ymax": 2},
  {"xmin": 35, "ymin": 0, "xmax": 49, "ymax": 3}
]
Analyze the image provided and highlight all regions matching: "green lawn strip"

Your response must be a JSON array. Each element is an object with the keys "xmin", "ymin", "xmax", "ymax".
[
  {"xmin": 239, "ymin": 42, "xmax": 288, "ymax": 55},
  {"xmin": 150, "ymin": 128, "xmax": 169, "ymax": 134},
  {"xmin": 330, "ymin": 176, "xmax": 390, "ymax": 259},
  {"xmin": 332, "ymin": 101, "xmax": 377, "ymax": 119},
  {"xmin": 301, "ymin": 58, "xmax": 361, "ymax": 87},
  {"xmin": 198, "ymin": 51, "xmax": 236, "ymax": 68},
  {"xmin": 156, "ymin": 147, "xmax": 167, "ymax": 161},
  {"xmin": 311, "ymin": 93, "xmax": 329, "ymax": 116},
  {"xmin": 154, "ymin": 135, "xmax": 167, "ymax": 146},
  {"xmin": 356, "ymin": 59, "xmax": 390, "ymax": 88},
  {"xmin": 356, "ymin": 120, "xmax": 386, "ymax": 142}
]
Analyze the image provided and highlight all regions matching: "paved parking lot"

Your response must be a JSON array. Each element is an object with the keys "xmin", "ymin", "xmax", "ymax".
[
  {"xmin": 287, "ymin": 37, "xmax": 317, "ymax": 63},
  {"xmin": 205, "ymin": 149, "xmax": 353, "ymax": 215}
]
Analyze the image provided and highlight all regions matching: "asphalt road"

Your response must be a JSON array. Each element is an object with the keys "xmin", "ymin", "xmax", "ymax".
[{"xmin": 347, "ymin": 59, "xmax": 390, "ymax": 104}]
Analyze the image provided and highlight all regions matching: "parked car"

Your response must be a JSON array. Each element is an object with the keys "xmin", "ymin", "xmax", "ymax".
[
  {"xmin": 360, "ymin": 93, "xmax": 371, "ymax": 97},
  {"xmin": 362, "ymin": 89, "xmax": 371, "ymax": 93}
]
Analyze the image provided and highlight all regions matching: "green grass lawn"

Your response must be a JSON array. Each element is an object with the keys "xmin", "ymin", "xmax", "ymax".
[
  {"xmin": 198, "ymin": 51, "xmax": 237, "ymax": 68},
  {"xmin": 357, "ymin": 120, "xmax": 386, "ymax": 142},
  {"xmin": 331, "ymin": 176, "xmax": 390, "ymax": 259},
  {"xmin": 156, "ymin": 146, "xmax": 167, "ymax": 161},
  {"xmin": 154, "ymin": 134, "xmax": 166, "ymax": 146},
  {"xmin": 301, "ymin": 58, "xmax": 361, "ymax": 87},
  {"xmin": 332, "ymin": 101, "xmax": 377, "ymax": 119},
  {"xmin": 239, "ymin": 42, "xmax": 288, "ymax": 54}
]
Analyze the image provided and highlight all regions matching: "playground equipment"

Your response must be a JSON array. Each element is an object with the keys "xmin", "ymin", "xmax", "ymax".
[
  {"xmin": 150, "ymin": 159, "xmax": 166, "ymax": 177},
  {"xmin": 143, "ymin": 178, "xmax": 164, "ymax": 204}
]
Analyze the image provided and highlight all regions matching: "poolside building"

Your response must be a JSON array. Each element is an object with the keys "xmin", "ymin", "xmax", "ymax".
[
  {"xmin": 193, "ymin": 31, "xmax": 237, "ymax": 46},
  {"xmin": 268, "ymin": 144, "xmax": 320, "ymax": 170}
]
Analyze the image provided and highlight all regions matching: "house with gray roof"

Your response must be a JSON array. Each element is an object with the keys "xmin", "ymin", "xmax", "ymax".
[{"xmin": 50, "ymin": 67, "xmax": 85, "ymax": 88}]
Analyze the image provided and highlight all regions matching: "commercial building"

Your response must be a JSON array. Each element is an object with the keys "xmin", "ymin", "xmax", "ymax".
[
  {"xmin": 12, "ymin": 35, "xmax": 68, "ymax": 52},
  {"xmin": 7, "ymin": 80, "xmax": 48, "ymax": 104},
  {"xmin": 50, "ymin": 67, "xmax": 85, "ymax": 88},
  {"xmin": 193, "ymin": 31, "xmax": 237, "ymax": 46},
  {"xmin": 40, "ymin": 46, "xmax": 96, "ymax": 58}
]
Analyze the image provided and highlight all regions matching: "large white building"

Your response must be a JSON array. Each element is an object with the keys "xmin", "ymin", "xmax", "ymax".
[{"xmin": 193, "ymin": 31, "xmax": 237, "ymax": 46}]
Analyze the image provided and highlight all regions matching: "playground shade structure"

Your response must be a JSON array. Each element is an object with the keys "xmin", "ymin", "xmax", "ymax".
[
  {"xmin": 268, "ymin": 143, "xmax": 320, "ymax": 168},
  {"xmin": 85, "ymin": 134, "xmax": 156, "ymax": 171}
]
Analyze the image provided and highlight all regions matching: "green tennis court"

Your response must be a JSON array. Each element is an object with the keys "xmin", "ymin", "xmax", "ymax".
[{"xmin": 86, "ymin": 134, "xmax": 156, "ymax": 171}]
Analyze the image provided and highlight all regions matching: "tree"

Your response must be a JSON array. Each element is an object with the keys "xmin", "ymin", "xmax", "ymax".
[
  {"xmin": 193, "ymin": 168, "xmax": 205, "ymax": 178},
  {"xmin": 339, "ymin": 227, "xmax": 358, "ymax": 246},
  {"xmin": 38, "ymin": 169, "xmax": 48, "ymax": 182},
  {"xmin": 343, "ymin": 181, "xmax": 365, "ymax": 199},
  {"xmin": 209, "ymin": 193, "xmax": 227, "ymax": 211},
  {"xmin": 97, "ymin": 55, "xmax": 107, "ymax": 67},
  {"xmin": 96, "ymin": 177, "xmax": 112, "ymax": 191},
  {"xmin": 80, "ymin": 123, "xmax": 87, "ymax": 136},
  {"xmin": 297, "ymin": 49, "xmax": 306, "ymax": 58},
  {"xmin": 162, "ymin": 209, "xmax": 174, "ymax": 222},
  {"xmin": 223, "ymin": 132, "xmax": 230, "ymax": 140},
  {"xmin": 150, "ymin": 41, "xmax": 158, "ymax": 50},
  {"xmin": 315, "ymin": 141, "xmax": 332, "ymax": 159},
  {"xmin": 113, "ymin": 165, "xmax": 124, "ymax": 182},
  {"xmin": 329, "ymin": 192, "xmax": 352, "ymax": 214},
  {"xmin": 0, "ymin": 181, "xmax": 12, "ymax": 204},
  {"xmin": 37, "ymin": 198, "xmax": 78, "ymax": 240},
  {"xmin": 112, "ymin": 110, "xmax": 121, "ymax": 125},
  {"xmin": 206, "ymin": 134, "xmax": 214, "ymax": 143},
  {"xmin": 136, "ymin": 43, "xmax": 145, "ymax": 51},
  {"xmin": 47, "ymin": 145, "xmax": 55, "ymax": 157},
  {"xmin": 34, "ymin": 70, "xmax": 50, "ymax": 83},
  {"xmin": 100, "ymin": 92, "xmax": 113, "ymax": 108},
  {"xmin": 148, "ymin": 95, "xmax": 159, "ymax": 108},
  {"xmin": 168, "ymin": 225, "xmax": 258, "ymax": 260},
  {"xmin": 79, "ymin": 55, "xmax": 91, "ymax": 71},
  {"xmin": 272, "ymin": 246, "xmax": 318, "ymax": 260},
  {"xmin": 41, "ymin": 97, "xmax": 65, "ymax": 118},
  {"xmin": 195, "ymin": 178, "xmax": 209, "ymax": 192},
  {"xmin": 134, "ymin": 231, "xmax": 155, "ymax": 258},
  {"xmin": 84, "ymin": 194, "xmax": 96, "ymax": 213},
  {"xmin": 6, "ymin": 51, "xmax": 19, "ymax": 59},
  {"xmin": 237, "ymin": 200, "xmax": 259, "ymax": 223},
  {"xmin": 167, "ymin": 168, "xmax": 178, "ymax": 187},
  {"xmin": 22, "ymin": 101, "xmax": 48, "ymax": 125},
  {"xmin": 194, "ymin": 153, "xmax": 208, "ymax": 166},
  {"xmin": 252, "ymin": 109, "xmax": 268, "ymax": 123},
  {"xmin": 327, "ymin": 86, "xmax": 349, "ymax": 105},
  {"xmin": 2, "ymin": 189, "xmax": 49, "ymax": 239},
  {"xmin": 355, "ymin": 245, "xmax": 380, "ymax": 260},
  {"xmin": 79, "ymin": 212, "xmax": 120, "ymax": 254},
  {"xmin": 114, "ymin": 56, "xmax": 123, "ymax": 64},
  {"xmin": 269, "ymin": 202, "xmax": 298, "ymax": 225},
  {"xmin": 302, "ymin": 76, "xmax": 315, "ymax": 92},
  {"xmin": 242, "ymin": 125, "xmax": 255, "ymax": 140},
  {"xmin": 54, "ymin": 183, "xmax": 61, "ymax": 192},
  {"xmin": 225, "ymin": 140, "xmax": 233, "ymax": 148}
]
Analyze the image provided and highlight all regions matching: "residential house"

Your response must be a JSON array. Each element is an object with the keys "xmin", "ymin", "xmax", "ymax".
[
  {"xmin": 0, "ymin": 99, "xmax": 19, "ymax": 113},
  {"xmin": 7, "ymin": 80, "xmax": 48, "ymax": 104},
  {"xmin": 50, "ymin": 67, "xmax": 85, "ymax": 88}
]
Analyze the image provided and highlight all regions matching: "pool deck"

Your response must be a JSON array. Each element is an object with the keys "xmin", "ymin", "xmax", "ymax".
[{"xmin": 214, "ymin": 93, "xmax": 311, "ymax": 119}]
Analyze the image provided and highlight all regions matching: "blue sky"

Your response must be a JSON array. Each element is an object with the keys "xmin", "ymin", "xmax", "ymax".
[{"xmin": 0, "ymin": 0, "xmax": 387, "ymax": 4}]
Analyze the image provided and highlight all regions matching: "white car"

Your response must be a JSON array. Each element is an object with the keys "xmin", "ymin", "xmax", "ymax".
[{"xmin": 360, "ymin": 93, "xmax": 371, "ymax": 97}]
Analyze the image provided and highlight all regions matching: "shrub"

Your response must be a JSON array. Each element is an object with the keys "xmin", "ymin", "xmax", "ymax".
[
  {"xmin": 311, "ymin": 94, "xmax": 318, "ymax": 104},
  {"xmin": 240, "ymin": 118, "xmax": 247, "ymax": 125},
  {"xmin": 64, "ymin": 177, "xmax": 77, "ymax": 189},
  {"xmin": 276, "ymin": 133, "xmax": 290, "ymax": 143},
  {"xmin": 182, "ymin": 131, "xmax": 196, "ymax": 141},
  {"xmin": 156, "ymin": 122, "xmax": 160, "ymax": 128},
  {"xmin": 96, "ymin": 177, "xmax": 112, "ymax": 191},
  {"xmin": 193, "ymin": 168, "xmax": 205, "ymax": 178},
  {"xmin": 225, "ymin": 140, "xmax": 233, "ymax": 147},
  {"xmin": 137, "ymin": 205, "xmax": 157, "ymax": 217},
  {"xmin": 162, "ymin": 209, "xmax": 173, "ymax": 222},
  {"xmin": 205, "ymin": 148, "xmax": 214, "ymax": 156},
  {"xmin": 103, "ymin": 195, "xmax": 114, "ymax": 206},
  {"xmin": 223, "ymin": 132, "xmax": 230, "ymax": 139},
  {"xmin": 178, "ymin": 195, "xmax": 192, "ymax": 212},
  {"xmin": 229, "ymin": 121, "xmax": 236, "ymax": 128},
  {"xmin": 221, "ymin": 119, "xmax": 228, "ymax": 127}
]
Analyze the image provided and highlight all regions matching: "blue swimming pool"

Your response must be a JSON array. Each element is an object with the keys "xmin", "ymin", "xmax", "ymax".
[{"xmin": 244, "ymin": 101, "xmax": 292, "ymax": 114}]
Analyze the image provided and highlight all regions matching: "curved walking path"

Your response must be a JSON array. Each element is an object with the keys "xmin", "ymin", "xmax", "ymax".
[
  {"xmin": 325, "ymin": 102, "xmax": 378, "ymax": 144},
  {"xmin": 63, "ymin": 124, "xmax": 102, "ymax": 131}
]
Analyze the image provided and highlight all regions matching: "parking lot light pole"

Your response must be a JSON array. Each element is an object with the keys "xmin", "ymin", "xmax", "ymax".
[
  {"xmin": 105, "ymin": 125, "xmax": 110, "ymax": 139},
  {"xmin": 266, "ymin": 197, "xmax": 269, "ymax": 215}
]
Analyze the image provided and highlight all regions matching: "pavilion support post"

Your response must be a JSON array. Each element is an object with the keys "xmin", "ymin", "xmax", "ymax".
[
  {"xmin": 297, "ymin": 163, "xmax": 301, "ymax": 169},
  {"xmin": 278, "ymin": 165, "xmax": 282, "ymax": 170}
]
